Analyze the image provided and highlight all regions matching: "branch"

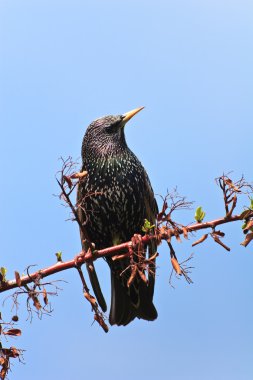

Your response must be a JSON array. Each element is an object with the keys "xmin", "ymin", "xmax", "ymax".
[{"xmin": 1, "ymin": 211, "xmax": 251, "ymax": 294}]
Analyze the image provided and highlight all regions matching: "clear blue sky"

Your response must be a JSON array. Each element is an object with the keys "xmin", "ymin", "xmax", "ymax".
[{"xmin": 0, "ymin": 1, "xmax": 253, "ymax": 379}]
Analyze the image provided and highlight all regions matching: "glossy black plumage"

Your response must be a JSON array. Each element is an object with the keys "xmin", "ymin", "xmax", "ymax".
[{"xmin": 77, "ymin": 109, "xmax": 158, "ymax": 326}]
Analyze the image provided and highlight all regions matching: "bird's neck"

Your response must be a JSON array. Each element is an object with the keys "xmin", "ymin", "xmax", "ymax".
[
  {"xmin": 83, "ymin": 135, "xmax": 131, "ymax": 162},
  {"xmin": 86, "ymin": 145, "xmax": 131, "ymax": 164}
]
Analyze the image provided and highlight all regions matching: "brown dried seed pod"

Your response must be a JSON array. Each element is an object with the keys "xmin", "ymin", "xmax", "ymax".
[
  {"xmin": 171, "ymin": 257, "xmax": 182, "ymax": 275},
  {"xmin": 192, "ymin": 234, "xmax": 208, "ymax": 247}
]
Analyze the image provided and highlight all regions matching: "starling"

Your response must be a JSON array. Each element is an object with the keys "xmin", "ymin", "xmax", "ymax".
[{"xmin": 77, "ymin": 107, "xmax": 158, "ymax": 326}]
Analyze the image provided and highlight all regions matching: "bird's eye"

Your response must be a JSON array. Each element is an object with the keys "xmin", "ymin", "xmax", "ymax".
[{"xmin": 106, "ymin": 120, "xmax": 120, "ymax": 133}]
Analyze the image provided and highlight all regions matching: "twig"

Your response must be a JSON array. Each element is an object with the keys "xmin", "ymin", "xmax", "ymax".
[{"xmin": 76, "ymin": 266, "xmax": 108, "ymax": 333}]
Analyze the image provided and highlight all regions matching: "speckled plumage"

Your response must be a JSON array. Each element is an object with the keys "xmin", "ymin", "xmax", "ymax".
[{"xmin": 77, "ymin": 111, "xmax": 158, "ymax": 326}]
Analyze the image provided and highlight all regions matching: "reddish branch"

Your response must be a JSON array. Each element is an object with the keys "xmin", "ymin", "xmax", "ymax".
[
  {"xmin": 0, "ymin": 211, "xmax": 251, "ymax": 294},
  {"xmin": 1, "ymin": 165, "xmax": 253, "ymax": 294}
]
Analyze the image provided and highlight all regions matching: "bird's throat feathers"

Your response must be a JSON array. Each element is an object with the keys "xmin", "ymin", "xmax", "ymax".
[
  {"xmin": 84, "ymin": 145, "xmax": 132, "ymax": 173},
  {"xmin": 82, "ymin": 129, "xmax": 130, "ymax": 165}
]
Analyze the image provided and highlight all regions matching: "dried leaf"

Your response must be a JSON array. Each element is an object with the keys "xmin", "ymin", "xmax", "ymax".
[
  {"xmin": 0, "ymin": 357, "xmax": 8, "ymax": 380},
  {"xmin": 63, "ymin": 175, "xmax": 73, "ymax": 188},
  {"xmin": 33, "ymin": 296, "xmax": 41, "ymax": 310},
  {"xmin": 212, "ymin": 235, "xmax": 230, "ymax": 251},
  {"xmin": 2, "ymin": 347, "xmax": 20, "ymax": 358},
  {"xmin": 11, "ymin": 316, "xmax": 19, "ymax": 322},
  {"xmin": 127, "ymin": 266, "xmax": 137, "ymax": 287},
  {"xmin": 137, "ymin": 269, "xmax": 148, "ymax": 284},
  {"xmin": 14, "ymin": 271, "xmax": 21, "ymax": 287},
  {"xmin": 174, "ymin": 231, "xmax": 182, "ymax": 243},
  {"xmin": 3, "ymin": 329, "xmax": 21, "ymax": 337},
  {"xmin": 147, "ymin": 251, "xmax": 159, "ymax": 262},
  {"xmin": 171, "ymin": 257, "xmax": 182, "ymax": 275},
  {"xmin": 182, "ymin": 227, "xmax": 189, "ymax": 239},
  {"xmin": 224, "ymin": 178, "xmax": 241, "ymax": 192},
  {"xmin": 94, "ymin": 314, "xmax": 109, "ymax": 333},
  {"xmin": 159, "ymin": 226, "xmax": 168, "ymax": 236},
  {"xmin": 71, "ymin": 171, "xmax": 88, "ymax": 179},
  {"xmin": 240, "ymin": 232, "xmax": 253, "ymax": 247},
  {"xmin": 43, "ymin": 289, "xmax": 48, "ymax": 305},
  {"xmin": 83, "ymin": 292, "xmax": 97, "ymax": 307},
  {"xmin": 192, "ymin": 234, "xmax": 209, "ymax": 247},
  {"xmin": 213, "ymin": 230, "xmax": 225, "ymax": 237},
  {"xmin": 9, "ymin": 347, "xmax": 20, "ymax": 358}
]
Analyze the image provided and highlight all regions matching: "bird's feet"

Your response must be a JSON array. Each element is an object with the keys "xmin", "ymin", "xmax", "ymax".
[
  {"xmin": 74, "ymin": 250, "xmax": 85, "ymax": 267},
  {"xmin": 131, "ymin": 234, "xmax": 145, "ymax": 261}
]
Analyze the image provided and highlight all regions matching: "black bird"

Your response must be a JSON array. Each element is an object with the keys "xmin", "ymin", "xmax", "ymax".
[{"xmin": 77, "ymin": 107, "xmax": 158, "ymax": 326}]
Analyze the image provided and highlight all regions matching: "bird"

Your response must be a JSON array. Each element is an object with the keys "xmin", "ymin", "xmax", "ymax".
[{"xmin": 77, "ymin": 107, "xmax": 158, "ymax": 326}]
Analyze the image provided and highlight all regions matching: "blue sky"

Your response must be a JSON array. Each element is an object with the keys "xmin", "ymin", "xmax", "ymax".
[{"xmin": 0, "ymin": 1, "xmax": 253, "ymax": 379}]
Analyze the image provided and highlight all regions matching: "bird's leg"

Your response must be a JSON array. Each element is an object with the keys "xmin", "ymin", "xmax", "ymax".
[
  {"xmin": 73, "ymin": 239, "xmax": 89, "ymax": 266},
  {"xmin": 131, "ymin": 234, "xmax": 148, "ymax": 284},
  {"xmin": 74, "ymin": 239, "xmax": 98, "ymax": 263},
  {"xmin": 131, "ymin": 234, "xmax": 144, "ymax": 261},
  {"xmin": 124, "ymin": 243, "xmax": 136, "ymax": 287}
]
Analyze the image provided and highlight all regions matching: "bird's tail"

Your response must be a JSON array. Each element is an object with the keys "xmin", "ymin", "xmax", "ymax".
[{"xmin": 109, "ymin": 241, "xmax": 158, "ymax": 326}]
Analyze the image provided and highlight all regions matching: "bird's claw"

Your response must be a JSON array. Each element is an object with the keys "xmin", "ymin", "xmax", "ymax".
[
  {"xmin": 74, "ymin": 251, "xmax": 85, "ymax": 267},
  {"xmin": 131, "ymin": 234, "xmax": 143, "ymax": 248}
]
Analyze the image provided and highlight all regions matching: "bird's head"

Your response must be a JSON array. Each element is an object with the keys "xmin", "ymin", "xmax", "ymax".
[{"xmin": 82, "ymin": 107, "xmax": 144, "ymax": 158}]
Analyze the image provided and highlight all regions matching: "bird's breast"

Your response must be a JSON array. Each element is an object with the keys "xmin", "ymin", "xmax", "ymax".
[{"xmin": 80, "ymin": 154, "xmax": 146, "ymax": 248}]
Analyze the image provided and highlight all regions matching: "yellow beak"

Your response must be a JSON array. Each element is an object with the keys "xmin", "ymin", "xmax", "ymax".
[{"xmin": 122, "ymin": 106, "xmax": 144, "ymax": 123}]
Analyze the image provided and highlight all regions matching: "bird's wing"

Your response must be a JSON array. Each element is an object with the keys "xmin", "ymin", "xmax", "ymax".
[
  {"xmin": 76, "ymin": 178, "xmax": 107, "ymax": 312},
  {"xmin": 142, "ymin": 169, "xmax": 158, "ymax": 224},
  {"xmin": 143, "ymin": 171, "xmax": 158, "ymax": 301}
]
